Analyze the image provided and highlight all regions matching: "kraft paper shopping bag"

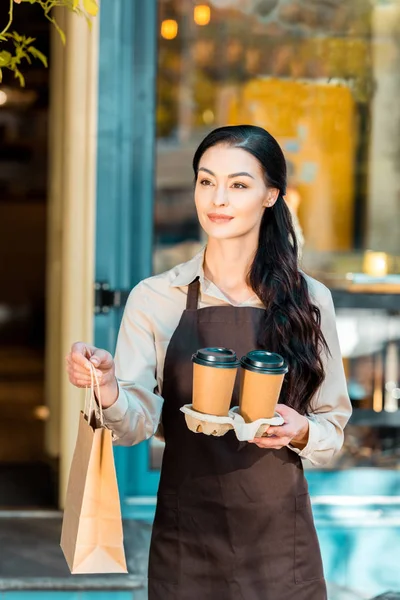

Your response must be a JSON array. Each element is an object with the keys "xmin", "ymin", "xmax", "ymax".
[{"xmin": 60, "ymin": 365, "xmax": 128, "ymax": 574}]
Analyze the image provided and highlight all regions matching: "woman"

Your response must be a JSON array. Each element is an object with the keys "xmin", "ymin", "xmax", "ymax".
[{"xmin": 67, "ymin": 125, "xmax": 352, "ymax": 600}]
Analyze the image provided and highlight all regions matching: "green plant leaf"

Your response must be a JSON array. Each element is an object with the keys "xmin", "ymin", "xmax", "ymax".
[
  {"xmin": 0, "ymin": 51, "xmax": 12, "ymax": 67},
  {"xmin": 28, "ymin": 45, "xmax": 48, "ymax": 67},
  {"xmin": 14, "ymin": 69, "xmax": 25, "ymax": 87},
  {"xmin": 11, "ymin": 31, "xmax": 23, "ymax": 43},
  {"xmin": 15, "ymin": 48, "xmax": 30, "ymax": 61},
  {"xmin": 83, "ymin": 0, "xmax": 98, "ymax": 16},
  {"xmin": 46, "ymin": 15, "xmax": 66, "ymax": 45}
]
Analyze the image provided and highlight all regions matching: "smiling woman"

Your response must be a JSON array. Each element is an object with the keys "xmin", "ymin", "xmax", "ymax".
[
  {"xmin": 195, "ymin": 146, "xmax": 277, "ymax": 241},
  {"xmin": 67, "ymin": 124, "xmax": 351, "ymax": 599}
]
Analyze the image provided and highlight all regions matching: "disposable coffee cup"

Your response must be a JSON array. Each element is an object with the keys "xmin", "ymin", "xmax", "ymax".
[
  {"xmin": 239, "ymin": 351, "xmax": 288, "ymax": 422},
  {"xmin": 192, "ymin": 348, "xmax": 240, "ymax": 416}
]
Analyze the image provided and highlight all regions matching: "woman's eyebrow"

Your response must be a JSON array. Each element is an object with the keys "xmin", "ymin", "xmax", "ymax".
[
  {"xmin": 198, "ymin": 167, "xmax": 255, "ymax": 179},
  {"xmin": 228, "ymin": 171, "xmax": 255, "ymax": 179}
]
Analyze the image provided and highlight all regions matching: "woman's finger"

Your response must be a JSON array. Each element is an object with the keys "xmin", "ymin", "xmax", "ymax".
[
  {"xmin": 66, "ymin": 362, "xmax": 92, "ymax": 384},
  {"xmin": 68, "ymin": 373, "xmax": 92, "ymax": 386},
  {"xmin": 250, "ymin": 436, "xmax": 291, "ymax": 449},
  {"xmin": 76, "ymin": 378, "xmax": 93, "ymax": 387},
  {"xmin": 67, "ymin": 369, "xmax": 105, "ymax": 390},
  {"xmin": 267, "ymin": 425, "xmax": 286, "ymax": 437},
  {"xmin": 268, "ymin": 425, "xmax": 296, "ymax": 438},
  {"xmin": 70, "ymin": 351, "xmax": 92, "ymax": 371},
  {"xmin": 66, "ymin": 369, "xmax": 90, "ymax": 386},
  {"xmin": 90, "ymin": 349, "xmax": 114, "ymax": 370},
  {"xmin": 254, "ymin": 441, "xmax": 284, "ymax": 450},
  {"xmin": 274, "ymin": 404, "xmax": 292, "ymax": 419},
  {"xmin": 72, "ymin": 380, "xmax": 90, "ymax": 388},
  {"xmin": 68, "ymin": 361, "xmax": 103, "ymax": 379},
  {"xmin": 66, "ymin": 360, "xmax": 87, "ymax": 377}
]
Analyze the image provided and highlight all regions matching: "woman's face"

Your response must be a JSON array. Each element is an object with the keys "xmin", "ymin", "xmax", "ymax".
[{"xmin": 195, "ymin": 144, "xmax": 279, "ymax": 241}]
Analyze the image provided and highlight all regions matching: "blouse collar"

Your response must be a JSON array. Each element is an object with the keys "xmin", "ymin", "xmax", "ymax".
[
  {"xmin": 170, "ymin": 246, "xmax": 262, "ymax": 307},
  {"xmin": 170, "ymin": 247, "xmax": 206, "ymax": 288}
]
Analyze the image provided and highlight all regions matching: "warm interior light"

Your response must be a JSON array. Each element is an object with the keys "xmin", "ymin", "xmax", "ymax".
[
  {"xmin": 194, "ymin": 5, "xmax": 211, "ymax": 26},
  {"xmin": 373, "ymin": 385, "xmax": 383, "ymax": 413},
  {"xmin": 0, "ymin": 90, "xmax": 8, "ymax": 106},
  {"xmin": 363, "ymin": 250, "xmax": 389, "ymax": 277},
  {"xmin": 161, "ymin": 19, "xmax": 178, "ymax": 40},
  {"xmin": 33, "ymin": 405, "xmax": 50, "ymax": 421}
]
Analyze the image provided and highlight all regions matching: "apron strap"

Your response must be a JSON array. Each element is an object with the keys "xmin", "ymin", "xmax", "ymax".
[{"xmin": 186, "ymin": 277, "xmax": 200, "ymax": 310}]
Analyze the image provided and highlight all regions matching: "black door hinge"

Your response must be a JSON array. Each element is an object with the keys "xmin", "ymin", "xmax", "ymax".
[{"xmin": 94, "ymin": 282, "xmax": 130, "ymax": 314}]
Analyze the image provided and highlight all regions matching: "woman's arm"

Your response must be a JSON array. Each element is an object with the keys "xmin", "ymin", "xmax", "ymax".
[{"xmin": 97, "ymin": 281, "xmax": 163, "ymax": 447}]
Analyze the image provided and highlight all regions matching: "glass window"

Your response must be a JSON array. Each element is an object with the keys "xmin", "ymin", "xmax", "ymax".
[{"xmin": 152, "ymin": 0, "xmax": 400, "ymax": 470}]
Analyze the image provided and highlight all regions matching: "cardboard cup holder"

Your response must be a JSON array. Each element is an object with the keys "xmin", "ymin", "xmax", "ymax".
[{"xmin": 180, "ymin": 404, "xmax": 284, "ymax": 442}]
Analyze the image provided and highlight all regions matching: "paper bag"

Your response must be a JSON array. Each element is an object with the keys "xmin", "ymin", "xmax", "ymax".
[{"xmin": 60, "ymin": 366, "xmax": 128, "ymax": 574}]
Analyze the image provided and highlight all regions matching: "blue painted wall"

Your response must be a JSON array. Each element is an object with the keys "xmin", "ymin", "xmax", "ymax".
[{"xmin": 94, "ymin": 0, "xmax": 158, "ymax": 506}]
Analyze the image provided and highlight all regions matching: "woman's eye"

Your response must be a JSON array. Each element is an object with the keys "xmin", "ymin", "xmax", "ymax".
[
  {"xmin": 200, "ymin": 179, "xmax": 212, "ymax": 186},
  {"xmin": 232, "ymin": 182, "xmax": 247, "ymax": 189}
]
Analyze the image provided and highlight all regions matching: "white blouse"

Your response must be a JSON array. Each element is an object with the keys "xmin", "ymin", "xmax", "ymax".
[{"xmin": 100, "ymin": 247, "xmax": 352, "ymax": 467}]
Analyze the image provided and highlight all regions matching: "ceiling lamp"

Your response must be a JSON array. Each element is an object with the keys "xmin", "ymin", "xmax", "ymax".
[
  {"xmin": 161, "ymin": 19, "xmax": 178, "ymax": 40},
  {"xmin": 194, "ymin": 5, "xmax": 211, "ymax": 26}
]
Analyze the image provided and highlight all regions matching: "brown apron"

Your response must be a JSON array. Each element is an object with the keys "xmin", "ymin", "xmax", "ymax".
[{"xmin": 148, "ymin": 278, "xmax": 327, "ymax": 600}]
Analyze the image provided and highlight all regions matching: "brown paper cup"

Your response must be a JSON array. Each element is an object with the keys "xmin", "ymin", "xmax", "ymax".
[
  {"xmin": 193, "ymin": 362, "xmax": 238, "ymax": 416},
  {"xmin": 239, "ymin": 351, "xmax": 288, "ymax": 423},
  {"xmin": 239, "ymin": 370, "xmax": 284, "ymax": 422},
  {"xmin": 192, "ymin": 348, "xmax": 240, "ymax": 416}
]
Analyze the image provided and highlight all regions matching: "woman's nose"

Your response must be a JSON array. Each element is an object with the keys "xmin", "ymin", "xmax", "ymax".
[{"xmin": 212, "ymin": 186, "xmax": 228, "ymax": 207}]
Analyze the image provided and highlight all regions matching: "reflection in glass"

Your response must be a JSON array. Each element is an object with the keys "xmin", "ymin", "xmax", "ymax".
[
  {"xmin": 152, "ymin": 0, "xmax": 400, "ymax": 471},
  {"xmin": 321, "ymin": 310, "xmax": 400, "ymax": 469}
]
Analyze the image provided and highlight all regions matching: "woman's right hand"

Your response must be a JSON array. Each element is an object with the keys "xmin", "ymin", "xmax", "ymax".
[{"xmin": 66, "ymin": 341, "xmax": 115, "ymax": 388}]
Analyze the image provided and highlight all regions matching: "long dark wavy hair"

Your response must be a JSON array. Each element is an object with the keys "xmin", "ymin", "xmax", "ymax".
[{"xmin": 193, "ymin": 125, "xmax": 328, "ymax": 415}]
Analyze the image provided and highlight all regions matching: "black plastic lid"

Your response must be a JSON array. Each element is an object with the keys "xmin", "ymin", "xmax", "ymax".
[
  {"xmin": 240, "ymin": 350, "xmax": 288, "ymax": 375},
  {"xmin": 192, "ymin": 347, "xmax": 240, "ymax": 369}
]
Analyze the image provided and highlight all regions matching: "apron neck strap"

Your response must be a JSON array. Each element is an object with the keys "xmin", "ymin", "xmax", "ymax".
[{"xmin": 186, "ymin": 277, "xmax": 200, "ymax": 310}]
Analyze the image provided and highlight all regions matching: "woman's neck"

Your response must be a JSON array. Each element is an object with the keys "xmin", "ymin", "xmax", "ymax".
[{"xmin": 203, "ymin": 238, "xmax": 257, "ymax": 304}]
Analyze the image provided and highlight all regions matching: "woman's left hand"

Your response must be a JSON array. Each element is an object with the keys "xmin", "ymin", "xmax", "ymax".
[{"xmin": 248, "ymin": 404, "xmax": 309, "ymax": 450}]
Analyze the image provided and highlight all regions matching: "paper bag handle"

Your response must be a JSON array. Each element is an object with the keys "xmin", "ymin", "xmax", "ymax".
[{"xmin": 84, "ymin": 363, "xmax": 105, "ymax": 427}]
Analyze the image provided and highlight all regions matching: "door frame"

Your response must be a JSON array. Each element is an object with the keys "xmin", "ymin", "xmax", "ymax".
[{"xmin": 46, "ymin": 7, "xmax": 99, "ymax": 507}]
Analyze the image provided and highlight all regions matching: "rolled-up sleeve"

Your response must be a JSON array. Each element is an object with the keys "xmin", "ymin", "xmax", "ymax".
[
  {"xmin": 289, "ymin": 285, "xmax": 352, "ymax": 466},
  {"xmin": 99, "ymin": 282, "xmax": 163, "ymax": 446}
]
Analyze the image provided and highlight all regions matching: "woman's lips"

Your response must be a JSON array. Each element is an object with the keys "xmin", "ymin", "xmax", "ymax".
[{"xmin": 207, "ymin": 213, "xmax": 234, "ymax": 224}]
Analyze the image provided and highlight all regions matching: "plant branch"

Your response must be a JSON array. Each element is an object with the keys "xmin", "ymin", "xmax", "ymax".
[
  {"xmin": 0, "ymin": 0, "xmax": 98, "ymax": 85},
  {"xmin": 0, "ymin": 0, "xmax": 14, "ymax": 39}
]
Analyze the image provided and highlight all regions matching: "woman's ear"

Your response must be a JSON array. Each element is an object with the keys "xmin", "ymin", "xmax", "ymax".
[{"xmin": 263, "ymin": 188, "xmax": 280, "ymax": 208}]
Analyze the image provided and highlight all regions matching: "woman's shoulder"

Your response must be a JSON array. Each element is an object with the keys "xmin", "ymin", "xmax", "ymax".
[
  {"xmin": 122, "ymin": 267, "xmax": 186, "ymax": 319},
  {"xmin": 127, "ymin": 248, "xmax": 204, "ymax": 304},
  {"xmin": 126, "ymin": 269, "xmax": 179, "ymax": 305},
  {"xmin": 300, "ymin": 270, "xmax": 333, "ymax": 310}
]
